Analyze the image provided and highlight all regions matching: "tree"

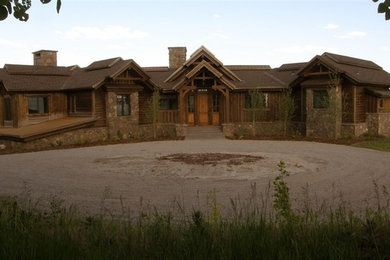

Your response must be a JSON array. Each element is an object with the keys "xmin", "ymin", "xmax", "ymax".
[
  {"xmin": 146, "ymin": 90, "xmax": 160, "ymax": 139},
  {"xmin": 246, "ymin": 90, "xmax": 266, "ymax": 136},
  {"xmin": 373, "ymin": 0, "xmax": 390, "ymax": 20},
  {"xmin": 319, "ymin": 73, "xmax": 343, "ymax": 139},
  {"xmin": 277, "ymin": 88, "xmax": 295, "ymax": 137},
  {"xmin": 0, "ymin": 0, "xmax": 61, "ymax": 22}
]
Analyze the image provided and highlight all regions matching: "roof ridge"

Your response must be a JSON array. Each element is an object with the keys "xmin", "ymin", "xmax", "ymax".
[{"xmin": 323, "ymin": 52, "xmax": 381, "ymax": 70}]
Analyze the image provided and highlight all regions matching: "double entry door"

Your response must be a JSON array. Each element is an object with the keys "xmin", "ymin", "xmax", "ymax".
[{"xmin": 187, "ymin": 93, "xmax": 219, "ymax": 126}]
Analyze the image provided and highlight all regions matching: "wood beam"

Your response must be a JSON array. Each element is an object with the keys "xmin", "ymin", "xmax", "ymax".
[{"xmin": 303, "ymin": 72, "xmax": 330, "ymax": 77}]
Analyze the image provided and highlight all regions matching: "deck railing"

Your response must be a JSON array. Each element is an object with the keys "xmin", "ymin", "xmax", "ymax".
[{"xmin": 158, "ymin": 110, "xmax": 178, "ymax": 123}]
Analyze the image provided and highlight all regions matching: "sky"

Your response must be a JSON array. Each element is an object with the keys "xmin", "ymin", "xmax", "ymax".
[{"xmin": 1, "ymin": 0, "xmax": 390, "ymax": 71}]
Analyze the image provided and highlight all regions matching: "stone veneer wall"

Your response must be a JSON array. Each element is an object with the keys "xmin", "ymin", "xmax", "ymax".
[
  {"xmin": 222, "ymin": 121, "xmax": 304, "ymax": 138},
  {"xmin": 367, "ymin": 113, "xmax": 390, "ymax": 137},
  {"xmin": 341, "ymin": 123, "xmax": 368, "ymax": 137},
  {"xmin": 0, "ymin": 127, "xmax": 108, "ymax": 151},
  {"xmin": 305, "ymin": 88, "xmax": 342, "ymax": 138},
  {"xmin": 106, "ymin": 91, "xmax": 139, "ymax": 139}
]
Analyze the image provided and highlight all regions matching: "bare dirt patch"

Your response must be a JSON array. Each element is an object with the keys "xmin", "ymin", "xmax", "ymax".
[{"xmin": 158, "ymin": 153, "xmax": 263, "ymax": 165}]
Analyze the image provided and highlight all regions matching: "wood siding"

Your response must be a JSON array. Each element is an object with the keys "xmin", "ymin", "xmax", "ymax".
[
  {"xmin": 230, "ymin": 91, "xmax": 280, "ymax": 123},
  {"xmin": 94, "ymin": 88, "xmax": 106, "ymax": 127},
  {"xmin": 355, "ymin": 88, "xmax": 367, "ymax": 123},
  {"xmin": 159, "ymin": 110, "xmax": 178, "ymax": 123}
]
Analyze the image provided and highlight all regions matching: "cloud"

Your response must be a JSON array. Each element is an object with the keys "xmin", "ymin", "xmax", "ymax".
[
  {"xmin": 323, "ymin": 24, "xmax": 339, "ymax": 30},
  {"xmin": 0, "ymin": 38, "xmax": 25, "ymax": 48},
  {"xmin": 59, "ymin": 26, "xmax": 149, "ymax": 40},
  {"xmin": 213, "ymin": 13, "xmax": 221, "ymax": 19},
  {"xmin": 335, "ymin": 31, "xmax": 367, "ymax": 39}
]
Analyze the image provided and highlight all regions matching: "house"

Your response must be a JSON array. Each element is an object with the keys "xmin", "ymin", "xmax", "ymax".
[{"xmin": 0, "ymin": 46, "xmax": 390, "ymax": 150}]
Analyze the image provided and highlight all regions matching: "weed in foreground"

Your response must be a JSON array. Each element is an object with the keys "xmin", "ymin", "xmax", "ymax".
[{"xmin": 1, "ymin": 165, "xmax": 390, "ymax": 259}]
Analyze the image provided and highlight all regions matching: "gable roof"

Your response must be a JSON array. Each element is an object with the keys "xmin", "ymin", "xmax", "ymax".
[
  {"xmin": 164, "ymin": 46, "xmax": 241, "ymax": 84},
  {"xmin": 0, "ymin": 57, "xmax": 156, "ymax": 92},
  {"xmin": 294, "ymin": 52, "xmax": 390, "ymax": 87}
]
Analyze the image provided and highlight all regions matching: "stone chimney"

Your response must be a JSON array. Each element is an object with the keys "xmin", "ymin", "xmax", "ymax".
[
  {"xmin": 33, "ymin": 50, "xmax": 58, "ymax": 66},
  {"xmin": 168, "ymin": 47, "xmax": 186, "ymax": 69}
]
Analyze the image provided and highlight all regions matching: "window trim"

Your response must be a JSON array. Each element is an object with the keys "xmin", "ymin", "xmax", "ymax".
[
  {"xmin": 378, "ymin": 98, "xmax": 384, "ymax": 109},
  {"xmin": 245, "ymin": 92, "xmax": 269, "ymax": 109},
  {"xmin": 116, "ymin": 94, "xmax": 131, "ymax": 117},
  {"xmin": 27, "ymin": 95, "xmax": 49, "ymax": 115},
  {"xmin": 313, "ymin": 90, "xmax": 328, "ymax": 109}
]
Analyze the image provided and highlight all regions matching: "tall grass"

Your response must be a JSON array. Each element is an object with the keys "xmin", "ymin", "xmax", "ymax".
[{"xmin": 1, "ymin": 164, "xmax": 390, "ymax": 259}]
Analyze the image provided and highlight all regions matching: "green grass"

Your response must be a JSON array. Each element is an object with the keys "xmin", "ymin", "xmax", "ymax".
[
  {"xmin": 353, "ymin": 140, "xmax": 390, "ymax": 152},
  {"xmin": 1, "ymin": 197, "xmax": 390, "ymax": 259}
]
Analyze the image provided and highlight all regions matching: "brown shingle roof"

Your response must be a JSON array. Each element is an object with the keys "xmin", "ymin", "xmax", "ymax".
[
  {"xmin": 296, "ymin": 53, "xmax": 390, "ymax": 86},
  {"xmin": 0, "ymin": 66, "xmax": 72, "ymax": 92},
  {"xmin": 1, "ymin": 57, "xmax": 156, "ymax": 92}
]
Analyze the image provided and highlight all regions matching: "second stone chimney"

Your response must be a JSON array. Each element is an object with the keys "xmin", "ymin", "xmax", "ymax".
[
  {"xmin": 168, "ymin": 47, "xmax": 186, "ymax": 69},
  {"xmin": 33, "ymin": 50, "xmax": 58, "ymax": 66}
]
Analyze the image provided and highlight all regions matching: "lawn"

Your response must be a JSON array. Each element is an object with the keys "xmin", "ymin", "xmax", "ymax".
[{"xmin": 353, "ymin": 140, "xmax": 390, "ymax": 152}]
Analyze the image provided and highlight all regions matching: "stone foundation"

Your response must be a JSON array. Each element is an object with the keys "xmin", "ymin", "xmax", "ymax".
[
  {"xmin": 222, "ymin": 121, "xmax": 304, "ymax": 138},
  {"xmin": 0, "ymin": 127, "xmax": 108, "ymax": 152},
  {"xmin": 0, "ymin": 123, "xmax": 183, "ymax": 153},
  {"xmin": 341, "ymin": 123, "xmax": 368, "ymax": 137},
  {"xmin": 367, "ymin": 113, "xmax": 390, "ymax": 137}
]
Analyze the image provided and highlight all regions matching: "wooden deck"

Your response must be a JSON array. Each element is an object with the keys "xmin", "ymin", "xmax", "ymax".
[{"xmin": 0, "ymin": 117, "xmax": 97, "ymax": 142}]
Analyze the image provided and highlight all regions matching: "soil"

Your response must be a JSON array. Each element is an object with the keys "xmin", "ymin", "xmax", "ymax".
[{"xmin": 0, "ymin": 139, "xmax": 389, "ymax": 218}]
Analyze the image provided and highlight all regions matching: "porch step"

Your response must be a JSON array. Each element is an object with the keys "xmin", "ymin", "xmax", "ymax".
[{"xmin": 185, "ymin": 126, "xmax": 225, "ymax": 140}]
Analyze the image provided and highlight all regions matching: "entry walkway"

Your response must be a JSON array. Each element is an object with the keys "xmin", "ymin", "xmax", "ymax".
[{"xmin": 185, "ymin": 126, "xmax": 225, "ymax": 140}]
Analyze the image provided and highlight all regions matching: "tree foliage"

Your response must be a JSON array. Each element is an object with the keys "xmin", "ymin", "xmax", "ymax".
[
  {"xmin": 373, "ymin": 0, "xmax": 390, "ymax": 20},
  {"xmin": 0, "ymin": 0, "xmax": 61, "ymax": 22},
  {"xmin": 246, "ymin": 90, "xmax": 266, "ymax": 136},
  {"xmin": 277, "ymin": 88, "xmax": 295, "ymax": 137}
]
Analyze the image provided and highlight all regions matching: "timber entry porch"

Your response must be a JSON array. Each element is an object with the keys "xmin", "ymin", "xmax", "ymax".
[{"xmin": 185, "ymin": 126, "xmax": 225, "ymax": 140}]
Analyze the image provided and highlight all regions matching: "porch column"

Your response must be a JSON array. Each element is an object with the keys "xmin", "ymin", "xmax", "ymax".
[
  {"xmin": 225, "ymin": 90, "xmax": 230, "ymax": 123},
  {"xmin": 179, "ymin": 89, "xmax": 185, "ymax": 124}
]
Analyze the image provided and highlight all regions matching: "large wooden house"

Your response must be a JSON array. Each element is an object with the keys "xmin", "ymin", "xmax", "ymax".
[{"xmin": 0, "ymin": 46, "xmax": 389, "ymax": 149}]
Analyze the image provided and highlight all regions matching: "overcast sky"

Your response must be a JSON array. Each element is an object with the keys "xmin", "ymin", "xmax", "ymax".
[{"xmin": 1, "ymin": 0, "xmax": 390, "ymax": 71}]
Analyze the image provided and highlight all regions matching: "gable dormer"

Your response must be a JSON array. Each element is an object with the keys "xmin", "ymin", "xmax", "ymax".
[{"xmin": 164, "ymin": 46, "xmax": 241, "ymax": 89}]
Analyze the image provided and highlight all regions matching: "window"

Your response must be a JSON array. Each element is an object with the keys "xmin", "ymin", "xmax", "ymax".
[
  {"xmin": 117, "ymin": 94, "xmax": 130, "ymax": 116},
  {"xmin": 160, "ymin": 94, "xmax": 178, "ymax": 110},
  {"xmin": 188, "ymin": 95, "xmax": 194, "ymax": 113},
  {"xmin": 245, "ymin": 92, "xmax": 268, "ymax": 109},
  {"xmin": 313, "ymin": 90, "xmax": 328, "ymax": 109},
  {"xmin": 379, "ymin": 98, "xmax": 384, "ymax": 109},
  {"xmin": 213, "ymin": 94, "xmax": 219, "ymax": 112},
  {"xmin": 28, "ymin": 96, "xmax": 48, "ymax": 115},
  {"xmin": 4, "ymin": 96, "xmax": 12, "ymax": 120}
]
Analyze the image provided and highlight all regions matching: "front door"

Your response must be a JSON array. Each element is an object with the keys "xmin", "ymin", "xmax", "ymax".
[{"xmin": 197, "ymin": 94, "xmax": 209, "ymax": 125}]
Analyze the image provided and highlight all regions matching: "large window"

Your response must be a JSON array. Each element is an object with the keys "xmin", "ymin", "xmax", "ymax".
[
  {"xmin": 117, "ymin": 94, "xmax": 130, "ymax": 116},
  {"xmin": 245, "ymin": 92, "xmax": 268, "ymax": 109},
  {"xmin": 28, "ymin": 96, "xmax": 48, "ymax": 115},
  {"xmin": 313, "ymin": 90, "xmax": 328, "ymax": 109},
  {"xmin": 160, "ymin": 94, "xmax": 178, "ymax": 110}
]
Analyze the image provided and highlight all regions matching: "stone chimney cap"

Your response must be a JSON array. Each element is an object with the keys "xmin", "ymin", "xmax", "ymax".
[{"xmin": 32, "ymin": 50, "xmax": 58, "ymax": 54}]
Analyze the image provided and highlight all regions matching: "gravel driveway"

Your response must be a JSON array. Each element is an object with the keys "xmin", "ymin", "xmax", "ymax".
[{"xmin": 0, "ymin": 139, "xmax": 389, "ymax": 218}]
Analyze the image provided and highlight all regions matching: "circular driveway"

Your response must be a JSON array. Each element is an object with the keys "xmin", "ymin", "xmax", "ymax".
[{"xmin": 0, "ymin": 139, "xmax": 389, "ymax": 217}]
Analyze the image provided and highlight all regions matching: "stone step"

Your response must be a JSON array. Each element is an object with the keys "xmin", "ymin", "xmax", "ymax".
[{"xmin": 185, "ymin": 126, "xmax": 225, "ymax": 140}]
